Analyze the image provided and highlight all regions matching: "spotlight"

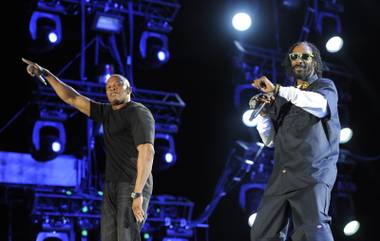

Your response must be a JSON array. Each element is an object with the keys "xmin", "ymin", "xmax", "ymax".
[
  {"xmin": 48, "ymin": 31, "xmax": 58, "ymax": 43},
  {"xmin": 242, "ymin": 109, "xmax": 258, "ymax": 127},
  {"xmin": 139, "ymin": 31, "xmax": 170, "ymax": 68},
  {"xmin": 343, "ymin": 220, "xmax": 360, "ymax": 236},
  {"xmin": 29, "ymin": 11, "xmax": 62, "ymax": 52},
  {"xmin": 326, "ymin": 36, "xmax": 343, "ymax": 53},
  {"xmin": 81, "ymin": 229, "xmax": 88, "ymax": 237},
  {"xmin": 32, "ymin": 120, "xmax": 66, "ymax": 162},
  {"xmin": 92, "ymin": 13, "xmax": 124, "ymax": 33},
  {"xmin": 316, "ymin": 12, "xmax": 343, "ymax": 53},
  {"xmin": 332, "ymin": 193, "xmax": 360, "ymax": 237},
  {"xmin": 232, "ymin": 12, "xmax": 252, "ymax": 32},
  {"xmin": 248, "ymin": 212, "xmax": 257, "ymax": 227},
  {"xmin": 239, "ymin": 183, "xmax": 265, "ymax": 227},
  {"xmin": 153, "ymin": 133, "xmax": 176, "ymax": 171},
  {"xmin": 340, "ymin": 127, "xmax": 353, "ymax": 144},
  {"xmin": 95, "ymin": 63, "xmax": 115, "ymax": 84}
]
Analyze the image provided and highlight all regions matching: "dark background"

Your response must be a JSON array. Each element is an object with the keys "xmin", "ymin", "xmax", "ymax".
[{"xmin": 1, "ymin": 0, "xmax": 380, "ymax": 240}]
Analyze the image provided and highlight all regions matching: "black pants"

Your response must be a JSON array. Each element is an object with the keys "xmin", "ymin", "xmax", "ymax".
[
  {"xmin": 250, "ymin": 183, "xmax": 334, "ymax": 241},
  {"xmin": 101, "ymin": 182, "xmax": 151, "ymax": 241}
]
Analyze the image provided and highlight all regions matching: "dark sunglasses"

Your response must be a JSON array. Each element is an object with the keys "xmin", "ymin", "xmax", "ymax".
[{"xmin": 288, "ymin": 52, "xmax": 314, "ymax": 61}]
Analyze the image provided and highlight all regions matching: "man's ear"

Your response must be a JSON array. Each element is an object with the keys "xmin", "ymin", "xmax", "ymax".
[{"xmin": 126, "ymin": 86, "xmax": 132, "ymax": 94}]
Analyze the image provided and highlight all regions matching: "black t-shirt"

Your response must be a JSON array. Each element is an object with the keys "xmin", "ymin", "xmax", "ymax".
[
  {"xmin": 90, "ymin": 101, "xmax": 155, "ymax": 190},
  {"xmin": 264, "ymin": 77, "xmax": 341, "ymax": 195}
]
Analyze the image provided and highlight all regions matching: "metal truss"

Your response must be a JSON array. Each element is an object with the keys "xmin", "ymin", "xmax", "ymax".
[
  {"xmin": 36, "ymin": 0, "xmax": 181, "ymax": 22},
  {"xmin": 235, "ymin": 41, "xmax": 353, "ymax": 81},
  {"xmin": 32, "ymin": 189, "xmax": 102, "ymax": 219},
  {"xmin": 32, "ymin": 79, "xmax": 185, "ymax": 133}
]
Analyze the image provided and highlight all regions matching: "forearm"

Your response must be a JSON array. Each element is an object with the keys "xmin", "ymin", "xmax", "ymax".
[
  {"xmin": 44, "ymin": 70, "xmax": 83, "ymax": 105},
  {"xmin": 278, "ymin": 86, "xmax": 328, "ymax": 118},
  {"xmin": 134, "ymin": 144, "xmax": 154, "ymax": 193}
]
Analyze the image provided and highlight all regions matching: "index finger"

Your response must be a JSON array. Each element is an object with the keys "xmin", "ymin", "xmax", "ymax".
[{"xmin": 21, "ymin": 58, "xmax": 35, "ymax": 65}]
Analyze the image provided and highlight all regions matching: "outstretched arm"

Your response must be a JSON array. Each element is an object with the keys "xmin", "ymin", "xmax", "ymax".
[{"xmin": 23, "ymin": 58, "xmax": 91, "ymax": 117}]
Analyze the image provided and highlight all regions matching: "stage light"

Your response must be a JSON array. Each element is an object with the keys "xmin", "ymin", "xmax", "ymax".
[
  {"xmin": 143, "ymin": 233, "xmax": 150, "ymax": 240},
  {"xmin": 248, "ymin": 212, "xmax": 257, "ymax": 227},
  {"xmin": 232, "ymin": 12, "xmax": 252, "ymax": 32},
  {"xmin": 81, "ymin": 206, "xmax": 89, "ymax": 213},
  {"xmin": 48, "ymin": 32, "xmax": 58, "ymax": 43},
  {"xmin": 139, "ymin": 31, "xmax": 170, "ymax": 68},
  {"xmin": 153, "ymin": 133, "xmax": 176, "ymax": 171},
  {"xmin": 29, "ymin": 11, "xmax": 62, "ymax": 52},
  {"xmin": 32, "ymin": 120, "xmax": 66, "ymax": 162},
  {"xmin": 316, "ymin": 12, "xmax": 343, "ymax": 53},
  {"xmin": 92, "ymin": 13, "xmax": 124, "ymax": 33},
  {"xmin": 165, "ymin": 152, "xmax": 174, "ymax": 163},
  {"xmin": 52, "ymin": 141, "xmax": 62, "ymax": 152},
  {"xmin": 157, "ymin": 50, "xmax": 169, "ymax": 62},
  {"xmin": 332, "ymin": 193, "xmax": 360, "ymax": 237},
  {"xmin": 242, "ymin": 109, "xmax": 258, "ymax": 127},
  {"xmin": 239, "ymin": 183, "xmax": 265, "ymax": 227},
  {"xmin": 340, "ymin": 127, "xmax": 353, "ymax": 144},
  {"xmin": 343, "ymin": 220, "xmax": 360, "ymax": 236},
  {"xmin": 96, "ymin": 63, "xmax": 115, "ymax": 84},
  {"xmin": 326, "ymin": 36, "xmax": 343, "ymax": 53},
  {"xmin": 81, "ymin": 229, "xmax": 88, "ymax": 237}
]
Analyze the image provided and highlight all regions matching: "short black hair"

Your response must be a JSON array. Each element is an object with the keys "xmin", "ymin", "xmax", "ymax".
[{"xmin": 283, "ymin": 41, "xmax": 324, "ymax": 78}]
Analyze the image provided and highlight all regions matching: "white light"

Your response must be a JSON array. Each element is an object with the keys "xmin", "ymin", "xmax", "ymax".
[
  {"xmin": 48, "ymin": 32, "xmax": 58, "ymax": 43},
  {"xmin": 165, "ymin": 152, "xmax": 174, "ymax": 163},
  {"xmin": 340, "ymin": 127, "xmax": 353, "ymax": 144},
  {"xmin": 242, "ymin": 109, "xmax": 258, "ymax": 127},
  {"xmin": 52, "ymin": 141, "xmax": 61, "ymax": 152},
  {"xmin": 248, "ymin": 213, "xmax": 257, "ymax": 227},
  {"xmin": 245, "ymin": 159, "xmax": 254, "ymax": 165},
  {"xmin": 157, "ymin": 51, "xmax": 167, "ymax": 61},
  {"xmin": 326, "ymin": 36, "xmax": 343, "ymax": 53},
  {"xmin": 343, "ymin": 220, "xmax": 360, "ymax": 236},
  {"xmin": 232, "ymin": 12, "xmax": 252, "ymax": 32}
]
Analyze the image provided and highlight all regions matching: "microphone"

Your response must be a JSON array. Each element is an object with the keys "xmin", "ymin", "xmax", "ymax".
[
  {"xmin": 248, "ymin": 93, "xmax": 271, "ymax": 121},
  {"xmin": 26, "ymin": 64, "xmax": 47, "ymax": 85},
  {"xmin": 37, "ymin": 75, "xmax": 48, "ymax": 86},
  {"xmin": 249, "ymin": 102, "xmax": 266, "ymax": 121}
]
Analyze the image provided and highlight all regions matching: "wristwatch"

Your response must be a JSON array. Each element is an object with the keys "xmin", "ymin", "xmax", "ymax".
[{"xmin": 131, "ymin": 191, "xmax": 142, "ymax": 199}]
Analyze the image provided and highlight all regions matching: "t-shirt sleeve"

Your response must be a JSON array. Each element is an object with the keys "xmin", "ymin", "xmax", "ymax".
[
  {"xmin": 90, "ymin": 101, "xmax": 110, "ymax": 122},
  {"xmin": 313, "ymin": 79, "xmax": 339, "ymax": 120},
  {"xmin": 130, "ymin": 106, "xmax": 155, "ymax": 147}
]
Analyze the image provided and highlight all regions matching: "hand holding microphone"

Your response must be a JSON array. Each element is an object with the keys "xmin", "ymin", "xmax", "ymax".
[
  {"xmin": 249, "ymin": 76, "xmax": 278, "ymax": 120},
  {"xmin": 22, "ymin": 58, "xmax": 48, "ymax": 85}
]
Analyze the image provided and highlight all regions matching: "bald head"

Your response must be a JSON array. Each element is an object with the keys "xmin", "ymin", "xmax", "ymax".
[{"xmin": 105, "ymin": 74, "xmax": 132, "ymax": 108}]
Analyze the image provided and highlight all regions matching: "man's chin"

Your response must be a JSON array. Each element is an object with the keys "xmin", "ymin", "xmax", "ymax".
[{"xmin": 293, "ymin": 72, "xmax": 307, "ymax": 80}]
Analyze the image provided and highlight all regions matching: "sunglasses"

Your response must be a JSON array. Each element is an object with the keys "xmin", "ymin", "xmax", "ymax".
[{"xmin": 288, "ymin": 52, "xmax": 314, "ymax": 61}]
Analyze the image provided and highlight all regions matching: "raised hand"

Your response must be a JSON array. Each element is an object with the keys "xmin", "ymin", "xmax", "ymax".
[
  {"xmin": 22, "ymin": 58, "xmax": 47, "ymax": 85},
  {"xmin": 252, "ymin": 76, "xmax": 275, "ymax": 93}
]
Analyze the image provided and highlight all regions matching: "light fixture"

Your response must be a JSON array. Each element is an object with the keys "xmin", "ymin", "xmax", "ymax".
[
  {"xmin": 316, "ymin": 12, "xmax": 344, "ymax": 53},
  {"xmin": 153, "ymin": 133, "xmax": 176, "ymax": 171},
  {"xmin": 139, "ymin": 31, "xmax": 170, "ymax": 68},
  {"xmin": 232, "ymin": 12, "xmax": 252, "ymax": 32},
  {"xmin": 239, "ymin": 183, "xmax": 265, "ymax": 227},
  {"xmin": 29, "ymin": 11, "xmax": 62, "ymax": 52},
  {"xmin": 32, "ymin": 120, "xmax": 66, "ymax": 162},
  {"xmin": 92, "ymin": 13, "xmax": 124, "ymax": 33}
]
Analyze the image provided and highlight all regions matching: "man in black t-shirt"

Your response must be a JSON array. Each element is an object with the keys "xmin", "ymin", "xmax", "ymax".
[
  {"xmin": 249, "ymin": 42, "xmax": 340, "ymax": 241},
  {"xmin": 23, "ymin": 59, "xmax": 155, "ymax": 241}
]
